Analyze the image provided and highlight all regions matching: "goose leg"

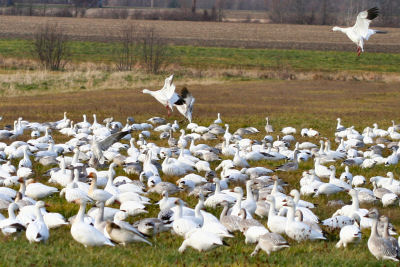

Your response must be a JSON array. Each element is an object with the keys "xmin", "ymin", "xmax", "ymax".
[
  {"xmin": 357, "ymin": 47, "xmax": 361, "ymax": 57},
  {"xmin": 166, "ymin": 105, "xmax": 171, "ymax": 117},
  {"xmin": 250, "ymin": 244, "xmax": 260, "ymax": 257}
]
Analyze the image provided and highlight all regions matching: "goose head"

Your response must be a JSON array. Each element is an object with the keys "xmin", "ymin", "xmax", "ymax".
[
  {"xmin": 36, "ymin": 200, "xmax": 48, "ymax": 209},
  {"xmin": 142, "ymin": 89, "xmax": 151, "ymax": 94},
  {"xmin": 332, "ymin": 26, "xmax": 341, "ymax": 32},
  {"xmin": 364, "ymin": 208, "xmax": 379, "ymax": 219}
]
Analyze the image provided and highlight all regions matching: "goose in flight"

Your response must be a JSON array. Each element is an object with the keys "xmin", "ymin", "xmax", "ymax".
[
  {"xmin": 143, "ymin": 75, "xmax": 195, "ymax": 122},
  {"xmin": 332, "ymin": 7, "xmax": 387, "ymax": 56}
]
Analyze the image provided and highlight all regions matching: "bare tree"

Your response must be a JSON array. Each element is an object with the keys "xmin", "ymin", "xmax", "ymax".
[
  {"xmin": 32, "ymin": 23, "xmax": 70, "ymax": 70},
  {"xmin": 191, "ymin": 0, "xmax": 197, "ymax": 13},
  {"xmin": 139, "ymin": 27, "xmax": 168, "ymax": 74},
  {"xmin": 113, "ymin": 24, "xmax": 139, "ymax": 71}
]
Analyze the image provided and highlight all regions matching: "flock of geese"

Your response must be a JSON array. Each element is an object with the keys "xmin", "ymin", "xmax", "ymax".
[
  {"xmin": 0, "ymin": 6, "xmax": 393, "ymax": 263},
  {"xmin": 0, "ymin": 99, "xmax": 399, "ymax": 262}
]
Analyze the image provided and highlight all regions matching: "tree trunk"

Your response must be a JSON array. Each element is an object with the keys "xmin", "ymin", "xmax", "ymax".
[{"xmin": 191, "ymin": 0, "xmax": 197, "ymax": 13}]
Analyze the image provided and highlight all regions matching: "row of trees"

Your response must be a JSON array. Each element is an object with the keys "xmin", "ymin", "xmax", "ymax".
[
  {"xmin": 32, "ymin": 23, "xmax": 168, "ymax": 73},
  {"xmin": 2, "ymin": 0, "xmax": 400, "ymax": 26},
  {"xmin": 267, "ymin": 0, "xmax": 400, "ymax": 26}
]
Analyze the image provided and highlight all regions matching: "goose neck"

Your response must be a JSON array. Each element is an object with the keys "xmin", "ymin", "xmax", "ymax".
[{"xmin": 76, "ymin": 201, "xmax": 86, "ymax": 223}]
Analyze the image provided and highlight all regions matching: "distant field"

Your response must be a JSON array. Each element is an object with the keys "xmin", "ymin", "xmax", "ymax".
[{"xmin": 0, "ymin": 16, "xmax": 399, "ymax": 52}]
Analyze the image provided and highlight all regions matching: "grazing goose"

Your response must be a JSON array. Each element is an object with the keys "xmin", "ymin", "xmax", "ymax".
[
  {"xmin": 26, "ymin": 201, "xmax": 49, "ymax": 243},
  {"xmin": 178, "ymin": 228, "xmax": 227, "ymax": 253},
  {"xmin": 332, "ymin": 7, "xmax": 386, "ymax": 56},
  {"xmin": 250, "ymin": 232, "xmax": 289, "ymax": 256},
  {"xmin": 105, "ymin": 221, "xmax": 152, "ymax": 246},
  {"xmin": 365, "ymin": 209, "xmax": 399, "ymax": 261}
]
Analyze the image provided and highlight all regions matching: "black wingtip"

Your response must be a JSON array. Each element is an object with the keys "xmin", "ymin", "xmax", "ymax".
[
  {"xmin": 222, "ymin": 240, "xmax": 230, "ymax": 246},
  {"xmin": 181, "ymin": 87, "xmax": 190, "ymax": 99},
  {"xmin": 367, "ymin": 7, "xmax": 379, "ymax": 20}
]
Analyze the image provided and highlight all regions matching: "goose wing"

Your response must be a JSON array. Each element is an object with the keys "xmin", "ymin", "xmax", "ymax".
[
  {"xmin": 160, "ymin": 75, "xmax": 179, "ymax": 107},
  {"xmin": 98, "ymin": 129, "xmax": 131, "ymax": 151},
  {"xmin": 354, "ymin": 7, "xmax": 379, "ymax": 39}
]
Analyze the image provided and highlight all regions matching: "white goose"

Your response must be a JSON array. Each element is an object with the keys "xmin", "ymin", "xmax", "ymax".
[
  {"xmin": 335, "ymin": 214, "xmax": 361, "ymax": 248},
  {"xmin": 70, "ymin": 199, "xmax": 114, "ymax": 247},
  {"xmin": 332, "ymin": 7, "xmax": 386, "ymax": 56},
  {"xmin": 284, "ymin": 199, "xmax": 326, "ymax": 242},
  {"xmin": 178, "ymin": 228, "xmax": 226, "ymax": 253},
  {"xmin": 26, "ymin": 201, "xmax": 49, "ymax": 243},
  {"xmin": 0, "ymin": 203, "xmax": 26, "ymax": 235},
  {"xmin": 142, "ymin": 75, "xmax": 195, "ymax": 121}
]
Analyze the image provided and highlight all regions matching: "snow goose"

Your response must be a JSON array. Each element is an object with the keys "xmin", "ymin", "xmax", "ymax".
[
  {"xmin": 105, "ymin": 221, "xmax": 151, "ymax": 246},
  {"xmin": 26, "ymin": 201, "xmax": 49, "ymax": 243},
  {"xmin": 214, "ymin": 113, "xmax": 222, "ymax": 124},
  {"xmin": 241, "ymin": 180, "xmax": 257, "ymax": 216},
  {"xmin": 178, "ymin": 228, "xmax": 227, "ymax": 253},
  {"xmin": 0, "ymin": 203, "xmax": 26, "ymax": 236},
  {"xmin": 243, "ymin": 225, "xmax": 269, "ymax": 244},
  {"xmin": 219, "ymin": 201, "xmax": 241, "ymax": 232},
  {"xmin": 71, "ymin": 199, "xmax": 114, "ymax": 247},
  {"xmin": 314, "ymin": 157, "xmax": 332, "ymax": 178},
  {"xmin": 266, "ymin": 195, "xmax": 287, "ymax": 235},
  {"xmin": 24, "ymin": 179, "xmax": 58, "ymax": 200},
  {"xmin": 172, "ymin": 199, "xmax": 202, "ymax": 237},
  {"xmin": 328, "ymin": 166, "xmax": 352, "ymax": 191},
  {"xmin": 265, "ymin": 117, "xmax": 273, "ymax": 133},
  {"xmin": 365, "ymin": 209, "xmax": 399, "ymax": 261},
  {"xmin": 237, "ymin": 208, "xmax": 263, "ymax": 232},
  {"xmin": 87, "ymin": 172, "xmax": 113, "ymax": 203},
  {"xmin": 335, "ymin": 214, "xmax": 361, "ymax": 248},
  {"xmin": 250, "ymin": 232, "xmax": 289, "ymax": 256},
  {"xmin": 276, "ymin": 150, "xmax": 298, "ymax": 172},
  {"xmin": 204, "ymin": 178, "xmax": 236, "ymax": 209},
  {"xmin": 380, "ymin": 216, "xmax": 399, "ymax": 252},
  {"xmin": 332, "ymin": 7, "xmax": 386, "ymax": 56},
  {"xmin": 283, "ymin": 199, "xmax": 326, "ymax": 242}
]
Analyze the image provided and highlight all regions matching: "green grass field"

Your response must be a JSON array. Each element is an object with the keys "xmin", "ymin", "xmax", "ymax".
[{"xmin": 0, "ymin": 39, "xmax": 400, "ymax": 73}]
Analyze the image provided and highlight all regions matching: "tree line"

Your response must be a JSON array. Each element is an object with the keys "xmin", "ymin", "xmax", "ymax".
[{"xmin": 1, "ymin": 0, "xmax": 399, "ymax": 27}]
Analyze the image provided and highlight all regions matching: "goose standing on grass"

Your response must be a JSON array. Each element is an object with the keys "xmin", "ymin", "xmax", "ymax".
[
  {"xmin": 265, "ymin": 117, "xmax": 273, "ymax": 133},
  {"xmin": 26, "ymin": 201, "xmax": 49, "ymax": 243},
  {"xmin": 365, "ymin": 209, "xmax": 399, "ymax": 261},
  {"xmin": 250, "ymin": 232, "xmax": 289, "ymax": 256},
  {"xmin": 71, "ymin": 199, "xmax": 114, "ymax": 247},
  {"xmin": 283, "ymin": 199, "xmax": 326, "ymax": 242},
  {"xmin": 178, "ymin": 228, "xmax": 227, "ymax": 253},
  {"xmin": 335, "ymin": 214, "xmax": 361, "ymax": 248},
  {"xmin": 332, "ymin": 7, "xmax": 387, "ymax": 56}
]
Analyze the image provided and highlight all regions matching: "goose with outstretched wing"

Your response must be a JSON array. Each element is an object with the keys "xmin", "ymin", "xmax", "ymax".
[
  {"xmin": 143, "ymin": 75, "xmax": 195, "ymax": 122},
  {"xmin": 332, "ymin": 7, "xmax": 387, "ymax": 56}
]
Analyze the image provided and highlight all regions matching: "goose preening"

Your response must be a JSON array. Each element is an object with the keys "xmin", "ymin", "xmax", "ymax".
[
  {"xmin": 332, "ymin": 7, "xmax": 387, "ymax": 56},
  {"xmin": 142, "ymin": 75, "xmax": 195, "ymax": 122}
]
